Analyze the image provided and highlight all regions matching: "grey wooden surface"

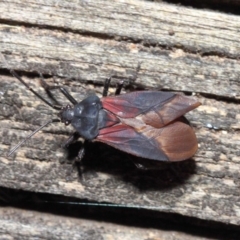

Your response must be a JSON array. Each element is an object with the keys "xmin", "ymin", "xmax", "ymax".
[
  {"xmin": 0, "ymin": 0, "xmax": 240, "ymax": 237},
  {"xmin": 0, "ymin": 206, "xmax": 219, "ymax": 240}
]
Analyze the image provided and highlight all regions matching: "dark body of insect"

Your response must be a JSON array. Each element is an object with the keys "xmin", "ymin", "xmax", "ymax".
[
  {"xmin": 9, "ymin": 71, "xmax": 201, "ymax": 162},
  {"xmin": 61, "ymin": 91, "xmax": 200, "ymax": 161}
]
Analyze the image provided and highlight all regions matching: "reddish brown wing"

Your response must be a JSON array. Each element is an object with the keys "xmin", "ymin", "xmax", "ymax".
[
  {"xmin": 96, "ymin": 117, "xmax": 198, "ymax": 162},
  {"xmin": 101, "ymin": 91, "xmax": 201, "ymax": 128},
  {"xmin": 96, "ymin": 124, "xmax": 169, "ymax": 161}
]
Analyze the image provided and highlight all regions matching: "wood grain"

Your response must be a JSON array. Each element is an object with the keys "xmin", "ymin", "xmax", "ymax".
[
  {"xmin": 0, "ymin": 0, "xmax": 240, "ymax": 233},
  {"xmin": 1, "ymin": 206, "xmax": 221, "ymax": 240}
]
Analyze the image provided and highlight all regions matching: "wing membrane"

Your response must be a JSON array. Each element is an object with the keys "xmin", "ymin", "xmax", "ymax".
[
  {"xmin": 101, "ymin": 91, "xmax": 201, "ymax": 128},
  {"xmin": 96, "ymin": 118, "xmax": 198, "ymax": 161}
]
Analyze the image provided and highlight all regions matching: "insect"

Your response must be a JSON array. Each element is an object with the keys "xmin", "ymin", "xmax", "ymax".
[{"xmin": 8, "ymin": 70, "xmax": 201, "ymax": 162}]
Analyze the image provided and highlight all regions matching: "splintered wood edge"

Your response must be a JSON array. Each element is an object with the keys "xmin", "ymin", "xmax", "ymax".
[{"xmin": 0, "ymin": 207, "xmax": 209, "ymax": 240}]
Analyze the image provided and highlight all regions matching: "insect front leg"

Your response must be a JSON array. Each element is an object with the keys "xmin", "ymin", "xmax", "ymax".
[
  {"xmin": 73, "ymin": 140, "xmax": 87, "ymax": 177},
  {"xmin": 62, "ymin": 132, "xmax": 86, "ymax": 163},
  {"xmin": 61, "ymin": 132, "xmax": 80, "ymax": 148},
  {"xmin": 62, "ymin": 132, "xmax": 86, "ymax": 177},
  {"xmin": 77, "ymin": 143, "xmax": 86, "ymax": 162},
  {"xmin": 39, "ymin": 74, "xmax": 78, "ymax": 104}
]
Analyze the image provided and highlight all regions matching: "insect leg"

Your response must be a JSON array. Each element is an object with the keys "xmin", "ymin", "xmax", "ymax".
[
  {"xmin": 102, "ymin": 77, "xmax": 125, "ymax": 96},
  {"xmin": 114, "ymin": 80, "xmax": 124, "ymax": 95},
  {"xmin": 103, "ymin": 62, "xmax": 141, "ymax": 97},
  {"xmin": 10, "ymin": 70, "xmax": 61, "ymax": 110},
  {"xmin": 39, "ymin": 74, "xmax": 78, "ymax": 105},
  {"xmin": 65, "ymin": 141, "xmax": 86, "ymax": 178},
  {"xmin": 61, "ymin": 132, "xmax": 80, "ymax": 148},
  {"xmin": 77, "ymin": 144, "xmax": 85, "ymax": 161},
  {"xmin": 102, "ymin": 77, "xmax": 111, "ymax": 97},
  {"xmin": 62, "ymin": 132, "xmax": 85, "ymax": 163},
  {"xmin": 73, "ymin": 142, "xmax": 86, "ymax": 178},
  {"xmin": 131, "ymin": 61, "xmax": 141, "ymax": 81}
]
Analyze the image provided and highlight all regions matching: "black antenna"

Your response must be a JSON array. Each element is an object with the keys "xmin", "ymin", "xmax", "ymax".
[
  {"xmin": 0, "ymin": 54, "xmax": 63, "ymax": 155},
  {"xmin": 8, "ymin": 119, "xmax": 60, "ymax": 156}
]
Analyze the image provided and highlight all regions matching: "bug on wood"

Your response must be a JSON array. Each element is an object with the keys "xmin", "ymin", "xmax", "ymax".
[{"xmin": 8, "ymin": 70, "xmax": 201, "ymax": 161}]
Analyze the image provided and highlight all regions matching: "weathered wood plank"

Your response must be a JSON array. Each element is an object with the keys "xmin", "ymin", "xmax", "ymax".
[
  {"xmin": 0, "ymin": 24, "xmax": 239, "ymax": 99},
  {"xmin": 1, "ymin": 0, "xmax": 240, "ymax": 58},
  {"xmin": 0, "ymin": 206, "xmax": 221, "ymax": 240},
  {"xmin": 0, "ymin": 0, "xmax": 240, "ymax": 228}
]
